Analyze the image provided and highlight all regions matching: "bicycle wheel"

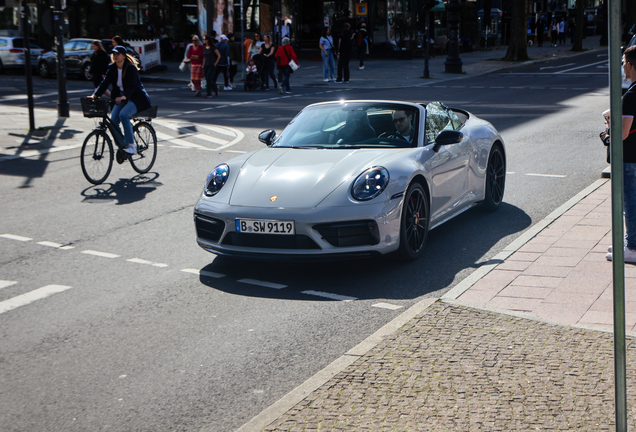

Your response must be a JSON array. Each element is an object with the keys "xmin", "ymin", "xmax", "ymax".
[
  {"xmin": 130, "ymin": 121, "xmax": 157, "ymax": 174},
  {"xmin": 81, "ymin": 130, "xmax": 113, "ymax": 185}
]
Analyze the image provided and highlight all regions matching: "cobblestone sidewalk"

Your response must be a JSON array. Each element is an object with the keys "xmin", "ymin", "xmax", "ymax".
[{"xmin": 264, "ymin": 302, "xmax": 635, "ymax": 431}]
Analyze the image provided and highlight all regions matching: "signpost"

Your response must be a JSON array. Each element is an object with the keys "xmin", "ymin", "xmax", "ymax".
[
  {"xmin": 21, "ymin": 0, "xmax": 35, "ymax": 130},
  {"xmin": 52, "ymin": 0, "xmax": 69, "ymax": 118},
  {"xmin": 421, "ymin": 0, "xmax": 439, "ymax": 79}
]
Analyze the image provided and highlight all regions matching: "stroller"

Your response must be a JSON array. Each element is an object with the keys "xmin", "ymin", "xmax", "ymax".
[{"xmin": 244, "ymin": 69, "xmax": 261, "ymax": 91}]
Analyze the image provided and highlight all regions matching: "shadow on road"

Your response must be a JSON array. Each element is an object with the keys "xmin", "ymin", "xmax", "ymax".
[
  {"xmin": 195, "ymin": 202, "xmax": 530, "ymax": 301},
  {"xmin": 80, "ymin": 172, "xmax": 162, "ymax": 204}
]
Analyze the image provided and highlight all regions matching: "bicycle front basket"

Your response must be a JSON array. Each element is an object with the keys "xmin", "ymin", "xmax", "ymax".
[{"xmin": 81, "ymin": 97, "xmax": 109, "ymax": 118}]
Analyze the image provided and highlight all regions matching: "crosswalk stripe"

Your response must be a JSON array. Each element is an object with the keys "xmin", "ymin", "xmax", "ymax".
[
  {"xmin": 81, "ymin": 250, "xmax": 120, "ymax": 258},
  {"xmin": 301, "ymin": 290, "xmax": 356, "ymax": 301},
  {"xmin": 0, "ymin": 280, "xmax": 18, "ymax": 290},
  {"xmin": 0, "ymin": 285, "xmax": 72, "ymax": 315},
  {"xmin": 155, "ymin": 131, "xmax": 207, "ymax": 148},
  {"xmin": 239, "ymin": 279, "xmax": 287, "ymax": 289},
  {"xmin": 0, "ymin": 234, "xmax": 32, "ymax": 241}
]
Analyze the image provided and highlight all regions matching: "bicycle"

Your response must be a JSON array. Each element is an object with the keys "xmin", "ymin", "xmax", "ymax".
[{"xmin": 80, "ymin": 97, "xmax": 159, "ymax": 185}]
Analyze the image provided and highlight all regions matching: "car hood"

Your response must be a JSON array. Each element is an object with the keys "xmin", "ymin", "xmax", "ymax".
[{"xmin": 229, "ymin": 147, "xmax": 404, "ymax": 208}]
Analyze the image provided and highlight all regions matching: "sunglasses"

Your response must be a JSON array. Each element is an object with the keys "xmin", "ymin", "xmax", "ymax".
[{"xmin": 392, "ymin": 117, "xmax": 407, "ymax": 124}]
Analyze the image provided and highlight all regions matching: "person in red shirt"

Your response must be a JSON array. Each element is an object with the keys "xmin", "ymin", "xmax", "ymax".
[
  {"xmin": 274, "ymin": 37, "xmax": 298, "ymax": 94},
  {"xmin": 187, "ymin": 36, "xmax": 204, "ymax": 97}
]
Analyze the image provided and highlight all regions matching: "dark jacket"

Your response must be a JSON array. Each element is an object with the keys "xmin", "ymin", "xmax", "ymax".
[
  {"xmin": 94, "ymin": 62, "xmax": 151, "ymax": 113},
  {"xmin": 89, "ymin": 50, "xmax": 110, "ymax": 86},
  {"xmin": 216, "ymin": 42, "xmax": 230, "ymax": 66}
]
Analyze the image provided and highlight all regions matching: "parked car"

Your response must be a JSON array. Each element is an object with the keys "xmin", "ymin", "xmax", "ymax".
[
  {"xmin": 194, "ymin": 100, "xmax": 506, "ymax": 261},
  {"xmin": 623, "ymin": 34, "xmax": 636, "ymax": 92},
  {"xmin": 37, "ymin": 38, "xmax": 139, "ymax": 80},
  {"xmin": 0, "ymin": 36, "xmax": 44, "ymax": 73}
]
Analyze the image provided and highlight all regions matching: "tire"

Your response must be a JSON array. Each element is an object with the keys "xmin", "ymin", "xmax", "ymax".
[
  {"xmin": 39, "ymin": 61, "xmax": 51, "ymax": 78},
  {"xmin": 81, "ymin": 130, "xmax": 113, "ymax": 185},
  {"xmin": 130, "ymin": 121, "xmax": 157, "ymax": 174},
  {"xmin": 82, "ymin": 62, "xmax": 92, "ymax": 81},
  {"xmin": 0, "ymin": 60, "xmax": 5, "ymax": 74},
  {"xmin": 397, "ymin": 182, "xmax": 429, "ymax": 261},
  {"xmin": 481, "ymin": 144, "xmax": 506, "ymax": 212}
]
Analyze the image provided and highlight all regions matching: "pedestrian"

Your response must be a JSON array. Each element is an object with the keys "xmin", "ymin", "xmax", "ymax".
[
  {"xmin": 91, "ymin": 46, "xmax": 151, "ymax": 155},
  {"xmin": 570, "ymin": 17, "xmax": 576, "ymax": 44},
  {"xmin": 549, "ymin": 18, "xmax": 559, "ymax": 47},
  {"xmin": 214, "ymin": 34, "xmax": 231, "ymax": 90},
  {"xmin": 336, "ymin": 23, "xmax": 353, "ymax": 83},
  {"xmin": 257, "ymin": 34, "xmax": 278, "ymax": 90},
  {"xmin": 112, "ymin": 35, "xmax": 125, "ymax": 48},
  {"xmin": 187, "ymin": 35, "xmax": 204, "ymax": 97},
  {"xmin": 275, "ymin": 37, "xmax": 298, "ymax": 94},
  {"xmin": 535, "ymin": 16, "xmax": 545, "ymax": 47},
  {"xmin": 606, "ymin": 46, "xmax": 636, "ymax": 263},
  {"xmin": 227, "ymin": 33, "xmax": 241, "ymax": 88},
  {"xmin": 558, "ymin": 17, "xmax": 566, "ymax": 45},
  {"xmin": 182, "ymin": 35, "xmax": 196, "ymax": 92},
  {"xmin": 247, "ymin": 32, "xmax": 264, "ymax": 63},
  {"xmin": 356, "ymin": 23, "xmax": 368, "ymax": 69},
  {"xmin": 88, "ymin": 40, "xmax": 110, "ymax": 97},
  {"xmin": 203, "ymin": 34, "xmax": 220, "ymax": 98},
  {"xmin": 319, "ymin": 27, "xmax": 335, "ymax": 82}
]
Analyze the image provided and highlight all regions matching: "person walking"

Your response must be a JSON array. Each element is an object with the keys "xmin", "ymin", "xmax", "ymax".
[
  {"xmin": 91, "ymin": 46, "xmax": 151, "ymax": 155},
  {"xmin": 214, "ymin": 34, "xmax": 231, "ymax": 90},
  {"xmin": 356, "ymin": 23, "xmax": 368, "ymax": 69},
  {"xmin": 257, "ymin": 34, "xmax": 278, "ymax": 90},
  {"xmin": 319, "ymin": 27, "xmax": 335, "ymax": 82},
  {"xmin": 558, "ymin": 17, "xmax": 566, "ymax": 45},
  {"xmin": 88, "ymin": 40, "xmax": 110, "ymax": 96},
  {"xmin": 275, "ymin": 37, "xmax": 298, "ymax": 94},
  {"xmin": 203, "ymin": 35, "xmax": 220, "ymax": 98},
  {"xmin": 247, "ymin": 32, "xmax": 264, "ymax": 63},
  {"xmin": 549, "ymin": 18, "xmax": 559, "ymax": 47},
  {"xmin": 535, "ymin": 16, "xmax": 545, "ymax": 47},
  {"xmin": 187, "ymin": 35, "xmax": 204, "ymax": 96},
  {"xmin": 336, "ymin": 23, "xmax": 353, "ymax": 83},
  {"xmin": 606, "ymin": 46, "xmax": 636, "ymax": 263},
  {"xmin": 227, "ymin": 33, "xmax": 241, "ymax": 88}
]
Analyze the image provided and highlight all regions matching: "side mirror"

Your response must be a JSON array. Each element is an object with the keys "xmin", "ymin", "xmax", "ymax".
[
  {"xmin": 258, "ymin": 129, "xmax": 276, "ymax": 146},
  {"xmin": 434, "ymin": 130, "xmax": 463, "ymax": 146}
]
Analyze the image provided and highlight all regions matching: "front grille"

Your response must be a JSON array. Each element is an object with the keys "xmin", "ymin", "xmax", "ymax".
[
  {"xmin": 195, "ymin": 215, "xmax": 226, "ymax": 243},
  {"xmin": 314, "ymin": 220, "xmax": 380, "ymax": 247},
  {"xmin": 222, "ymin": 232, "xmax": 320, "ymax": 249}
]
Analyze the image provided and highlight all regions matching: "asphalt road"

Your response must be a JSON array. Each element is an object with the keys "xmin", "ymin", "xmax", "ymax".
[{"xmin": 0, "ymin": 51, "xmax": 611, "ymax": 431}]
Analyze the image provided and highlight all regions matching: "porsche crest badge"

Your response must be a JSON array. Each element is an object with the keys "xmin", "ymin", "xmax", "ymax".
[{"xmin": 270, "ymin": 196, "xmax": 278, "ymax": 202}]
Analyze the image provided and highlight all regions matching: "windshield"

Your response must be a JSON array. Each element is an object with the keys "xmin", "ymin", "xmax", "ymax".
[{"xmin": 272, "ymin": 102, "xmax": 419, "ymax": 149}]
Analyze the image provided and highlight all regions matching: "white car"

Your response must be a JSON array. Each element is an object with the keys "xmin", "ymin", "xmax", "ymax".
[
  {"xmin": 194, "ymin": 100, "xmax": 506, "ymax": 261},
  {"xmin": 0, "ymin": 37, "xmax": 43, "ymax": 73}
]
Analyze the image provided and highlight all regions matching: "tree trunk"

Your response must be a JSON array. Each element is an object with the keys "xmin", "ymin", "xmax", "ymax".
[
  {"xmin": 572, "ymin": 0, "xmax": 585, "ymax": 51},
  {"xmin": 502, "ymin": 0, "xmax": 528, "ymax": 61}
]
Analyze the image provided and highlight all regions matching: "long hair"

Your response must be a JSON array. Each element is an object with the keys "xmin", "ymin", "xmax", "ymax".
[
  {"xmin": 111, "ymin": 52, "xmax": 140, "ymax": 77},
  {"xmin": 250, "ymin": 32, "xmax": 262, "ymax": 51},
  {"xmin": 322, "ymin": 27, "xmax": 331, "ymax": 38},
  {"xmin": 92, "ymin": 40, "xmax": 105, "ymax": 51}
]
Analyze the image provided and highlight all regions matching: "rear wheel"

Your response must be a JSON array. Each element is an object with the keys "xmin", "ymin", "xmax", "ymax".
[
  {"xmin": 481, "ymin": 144, "xmax": 506, "ymax": 212},
  {"xmin": 397, "ymin": 182, "xmax": 429, "ymax": 261},
  {"xmin": 130, "ymin": 121, "xmax": 157, "ymax": 174},
  {"xmin": 39, "ymin": 61, "xmax": 51, "ymax": 78},
  {"xmin": 81, "ymin": 130, "xmax": 113, "ymax": 184}
]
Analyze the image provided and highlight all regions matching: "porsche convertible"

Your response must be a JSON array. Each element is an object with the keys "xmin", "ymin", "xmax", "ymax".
[{"xmin": 194, "ymin": 100, "xmax": 505, "ymax": 261}]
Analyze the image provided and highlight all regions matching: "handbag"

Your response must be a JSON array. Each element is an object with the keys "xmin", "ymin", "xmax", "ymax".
[
  {"xmin": 179, "ymin": 60, "xmax": 188, "ymax": 72},
  {"xmin": 283, "ymin": 46, "xmax": 299, "ymax": 72},
  {"xmin": 600, "ymin": 128, "xmax": 610, "ymax": 164}
]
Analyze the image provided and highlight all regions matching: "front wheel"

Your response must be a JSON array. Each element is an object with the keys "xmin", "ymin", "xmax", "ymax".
[
  {"xmin": 481, "ymin": 144, "xmax": 506, "ymax": 212},
  {"xmin": 130, "ymin": 121, "xmax": 157, "ymax": 174},
  {"xmin": 397, "ymin": 182, "xmax": 429, "ymax": 261},
  {"xmin": 82, "ymin": 62, "xmax": 92, "ymax": 81},
  {"xmin": 81, "ymin": 130, "xmax": 113, "ymax": 184}
]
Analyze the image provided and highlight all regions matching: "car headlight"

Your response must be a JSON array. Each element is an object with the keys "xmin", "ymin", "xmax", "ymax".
[
  {"xmin": 351, "ymin": 167, "xmax": 389, "ymax": 201},
  {"xmin": 204, "ymin": 164, "xmax": 229, "ymax": 197}
]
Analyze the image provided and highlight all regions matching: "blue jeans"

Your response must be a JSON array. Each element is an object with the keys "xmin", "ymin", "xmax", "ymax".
[
  {"xmin": 281, "ymin": 66, "xmax": 291, "ymax": 92},
  {"xmin": 624, "ymin": 163, "xmax": 636, "ymax": 249},
  {"xmin": 322, "ymin": 49, "xmax": 335, "ymax": 80},
  {"xmin": 111, "ymin": 100, "xmax": 137, "ymax": 146}
]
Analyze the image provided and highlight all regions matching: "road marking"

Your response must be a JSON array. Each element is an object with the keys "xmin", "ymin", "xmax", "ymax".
[
  {"xmin": 181, "ymin": 268, "xmax": 226, "ymax": 278},
  {"xmin": 127, "ymin": 258, "xmax": 154, "ymax": 265},
  {"xmin": 539, "ymin": 63, "xmax": 576, "ymax": 70},
  {"xmin": 0, "ymin": 280, "xmax": 18, "ymax": 290},
  {"xmin": 0, "ymin": 234, "xmax": 32, "ymax": 241},
  {"xmin": 239, "ymin": 279, "xmax": 287, "ymax": 289},
  {"xmin": 155, "ymin": 130, "xmax": 208, "ymax": 149},
  {"xmin": 152, "ymin": 263, "xmax": 169, "ymax": 268},
  {"xmin": 526, "ymin": 173, "xmax": 567, "ymax": 178},
  {"xmin": 301, "ymin": 290, "xmax": 356, "ymax": 301},
  {"xmin": 81, "ymin": 250, "xmax": 120, "ymax": 259},
  {"xmin": 554, "ymin": 59, "xmax": 609, "ymax": 74},
  {"xmin": 372, "ymin": 302, "xmax": 404, "ymax": 310},
  {"xmin": 0, "ymin": 285, "xmax": 72, "ymax": 315}
]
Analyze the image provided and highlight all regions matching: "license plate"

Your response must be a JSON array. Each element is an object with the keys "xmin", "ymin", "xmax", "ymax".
[{"xmin": 235, "ymin": 219, "xmax": 295, "ymax": 235}]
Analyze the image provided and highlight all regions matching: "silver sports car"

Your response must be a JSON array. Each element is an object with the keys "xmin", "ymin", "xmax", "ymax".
[{"xmin": 194, "ymin": 100, "xmax": 505, "ymax": 261}]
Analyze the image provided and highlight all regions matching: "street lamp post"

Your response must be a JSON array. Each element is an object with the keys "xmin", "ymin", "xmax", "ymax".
[
  {"xmin": 444, "ymin": 0, "xmax": 462, "ymax": 74},
  {"xmin": 52, "ymin": 0, "xmax": 69, "ymax": 117}
]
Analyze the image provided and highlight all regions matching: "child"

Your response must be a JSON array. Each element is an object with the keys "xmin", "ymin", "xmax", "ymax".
[{"xmin": 244, "ymin": 58, "xmax": 259, "ymax": 91}]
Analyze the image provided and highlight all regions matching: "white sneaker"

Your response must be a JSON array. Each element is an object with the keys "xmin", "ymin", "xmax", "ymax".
[
  {"xmin": 279, "ymin": 86, "xmax": 283, "ymax": 94},
  {"xmin": 359, "ymin": 66, "xmax": 365, "ymax": 70},
  {"xmin": 324, "ymin": 79, "xmax": 329, "ymax": 82},
  {"xmin": 606, "ymin": 247, "xmax": 636, "ymax": 263},
  {"xmin": 224, "ymin": 86, "xmax": 233, "ymax": 91},
  {"xmin": 124, "ymin": 143, "xmax": 137, "ymax": 155}
]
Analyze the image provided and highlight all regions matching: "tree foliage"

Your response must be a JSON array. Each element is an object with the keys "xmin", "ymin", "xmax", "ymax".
[{"xmin": 502, "ymin": 0, "xmax": 528, "ymax": 61}]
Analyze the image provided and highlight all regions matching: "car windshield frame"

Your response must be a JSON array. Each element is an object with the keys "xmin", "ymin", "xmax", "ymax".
[{"xmin": 272, "ymin": 102, "xmax": 420, "ymax": 149}]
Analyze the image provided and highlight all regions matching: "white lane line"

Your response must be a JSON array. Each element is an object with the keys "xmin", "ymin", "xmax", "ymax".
[
  {"xmin": 526, "ymin": 173, "xmax": 567, "ymax": 178},
  {"xmin": 193, "ymin": 133, "xmax": 228, "ymax": 145},
  {"xmin": 0, "ymin": 234, "xmax": 32, "ymax": 241},
  {"xmin": 37, "ymin": 241, "xmax": 62, "ymax": 248},
  {"xmin": 301, "ymin": 290, "xmax": 357, "ymax": 302},
  {"xmin": 152, "ymin": 263, "xmax": 169, "ymax": 268},
  {"xmin": 81, "ymin": 250, "xmax": 120, "ymax": 259},
  {"xmin": 155, "ymin": 131, "xmax": 207, "ymax": 149},
  {"xmin": 0, "ymin": 280, "xmax": 18, "ymax": 290},
  {"xmin": 127, "ymin": 258, "xmax": 153, "ymax": 265},
  {"xmin": 372, "ymin": 302, "xmax": 404, "ymax": 310},
  {"xmin": 555, "ymin": 59, "xmax": 608, "ymax": 74},
  {"xmin": 197, "ymin": 125, "xmax": 238, "ymax": 137},
  {"xmin": 239, "ymin": 279, "xmax": 287, "ymax": 289},
  {"xmin": 0, "ymin": 285, "xmax": 72, "ymax": 315},
  {"xmin": 181, "ymin": 268, "xmax": 226, "ymax": 278}
]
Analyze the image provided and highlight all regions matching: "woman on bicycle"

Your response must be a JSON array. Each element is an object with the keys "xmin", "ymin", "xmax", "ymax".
[{"xmin": 92, "ymin": 46, "xmax": 151, "ymax": 155}]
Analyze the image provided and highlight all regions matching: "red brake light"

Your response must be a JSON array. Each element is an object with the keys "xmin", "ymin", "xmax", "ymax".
[{"xmin": 9, "ymin": 48, "xmax": 24, "ymax": 53}]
